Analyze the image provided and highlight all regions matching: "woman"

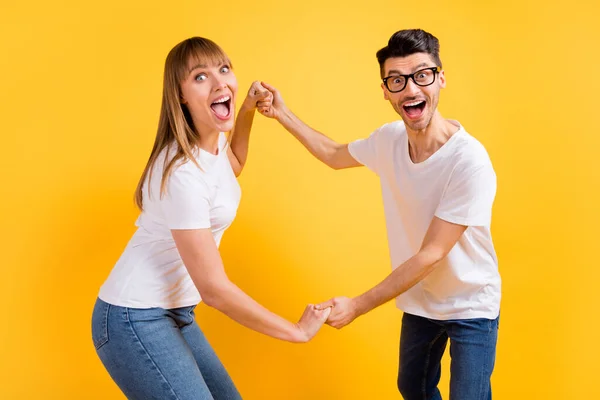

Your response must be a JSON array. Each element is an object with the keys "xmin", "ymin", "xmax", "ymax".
[{"xmin": 91, "ymin": 37, "xmax": 330, "ymax": 400}]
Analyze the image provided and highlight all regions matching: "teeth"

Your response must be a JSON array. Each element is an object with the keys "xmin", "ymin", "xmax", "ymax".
[
  {"xmin": 213, "ymin": 96, "xmax": 230, "ymax": 104},
  {"xmin": 404, "ymin": 100, "xmax": 424, "ymax": 107}
]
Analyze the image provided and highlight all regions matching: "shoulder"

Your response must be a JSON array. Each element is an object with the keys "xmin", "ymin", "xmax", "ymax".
[
  {"xmin": 449, "ymin": 124, "xmax": 493, "ymax": 172},
  {"xmin": 377, "ymin": 120, "xmax": 406, "ymax": 137},
  {"xmin": 363, "ymin": 120, "xmax": 407, "ymax": 144},
  {"xmin": 156, "ymin": 144, "xmax": 211, "ymax": 186}
]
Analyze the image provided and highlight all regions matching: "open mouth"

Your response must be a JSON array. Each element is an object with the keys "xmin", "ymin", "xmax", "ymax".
[
  {"xmin": 402, "ymin": 100, "xmax": 426, "ymax": 119},
  {"xmin": 210, "ymin": 95, "xmax": 232, "ymax": 120}
]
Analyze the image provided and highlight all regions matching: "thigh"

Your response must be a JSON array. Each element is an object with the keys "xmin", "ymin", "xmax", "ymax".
[
  {"xmin": 180, "ymin": 311, "xmax": 242, "ymax": 400},
  {"xmin": 92, "ymin": 298, "xmax": 215, "ymax": 400},
  {"xmin": 398, "ymin": 313, "xmax": 448, "ymax": 400},
  {"xmin": 447, "ymin": 316, "xmax": 498, "ymax": 400}
]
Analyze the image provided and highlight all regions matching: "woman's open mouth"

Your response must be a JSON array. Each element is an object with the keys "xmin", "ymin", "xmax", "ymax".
[{"xmin": 210, "ymin": 95, "xmax": 232, "ymax": 120}]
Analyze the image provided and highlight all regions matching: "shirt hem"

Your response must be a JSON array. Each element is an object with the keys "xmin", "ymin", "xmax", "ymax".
[
  {"xmin": 397, "ymin": 304, "xmax": 500, "ymax": 321},
  {"xmin": 98, "ymin": 293, "xmax": 202, "ymax": 310}
]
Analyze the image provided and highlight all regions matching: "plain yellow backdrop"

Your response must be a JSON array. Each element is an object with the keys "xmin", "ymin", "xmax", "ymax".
[{"xmin": 1, "ymin": 0, "xmax": 598, "ymax": 399}]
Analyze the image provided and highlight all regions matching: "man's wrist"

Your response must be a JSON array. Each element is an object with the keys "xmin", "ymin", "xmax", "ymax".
[
  {"xmin": 276, "ymin": 105, "xmax": 292, "ymax": 124},
  {"xmin": 352, "ymin": 295, "xmax": 370, "ymax": 317}
]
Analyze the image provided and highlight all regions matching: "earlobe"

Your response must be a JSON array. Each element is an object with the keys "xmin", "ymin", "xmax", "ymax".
[
  {"xmin": 381, "ymin": 83, "xmax": 389, "ymax": 100},
  {"xmin": 439, "ymin": 71, "xmax": 446, "ymax": 89}
]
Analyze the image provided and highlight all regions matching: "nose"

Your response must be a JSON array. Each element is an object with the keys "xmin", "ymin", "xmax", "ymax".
[
  {"xmin": 403, "ymin": 78, "xmax": 421, "ymax": 96},
  {"xmin": 213, "ymin": 75, "xmax": 228, "ymax": 91}
]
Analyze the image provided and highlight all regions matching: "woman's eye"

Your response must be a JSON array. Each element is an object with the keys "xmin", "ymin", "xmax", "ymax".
[
  {"xmin": 195, "ymin": 74, "xmax": 207, "ymax": 81},
  {"xmin": 220, "ymin": 66, "xmax": 230, "ymax": 73}
]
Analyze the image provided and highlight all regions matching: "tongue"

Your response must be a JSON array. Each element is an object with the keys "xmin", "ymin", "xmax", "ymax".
[
  {"xmin": 404, "ymin": 104, "xmax": 423, "ymax": 118},
  {"xmin": 211, "ymin": 103, "xmax": 228, "ymax": 117}
]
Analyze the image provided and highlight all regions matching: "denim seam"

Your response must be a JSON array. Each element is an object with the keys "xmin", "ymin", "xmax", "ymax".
[
  {"xmin": 94, "ymin": 302, "xmax": 110, "ymax": 350},
  {"xmin": 477, "ymin": 331, "xmax": 494, "ymax": 398},
  {"xmin": 422, "ymin": 328, "xmax": 446, "ymax": 400},
  {"xmin": 126, "ymin": 308, "xmax": 181, "ymax": 400}
]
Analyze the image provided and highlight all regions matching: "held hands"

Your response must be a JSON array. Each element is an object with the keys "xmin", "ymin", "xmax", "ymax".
[
  {"xmin": 315, "ymin": 297, "xmax": 360, "ymax": 329},
  {"xmin": 294, "ymin": 304, "xmax": 331, "ymax": 342},
  {"xmin": 294, "ymin": 296, "xmax": 360, "ymax": 343},
  {"xmin": 242, "ymin": 81, "xmax": 273, "ymax": 111},
  {"xmin": 256, "ymin": 81, "xmax": 286, "ymax": 120}
]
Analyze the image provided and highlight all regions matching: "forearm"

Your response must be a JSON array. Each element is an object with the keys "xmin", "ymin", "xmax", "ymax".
[
  {"xmin": 230, "ymin": 104, "xmax": 256, "ymax": 169},
  {"xmin": 354, "ymin": 250, "xmax": 442, "ymax": 316},
  {"xmin": 205, "ymin": 281, "xmax": 304, "ymax": 343},
  {"xmin": 277, "ymin": 106, "xmax": 341, "ymax": 168}
]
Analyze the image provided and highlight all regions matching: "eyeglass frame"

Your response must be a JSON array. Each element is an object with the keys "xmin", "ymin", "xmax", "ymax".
[{"xmin": 382, "ymin": 66, "xmax": 441, "ymax": 93}]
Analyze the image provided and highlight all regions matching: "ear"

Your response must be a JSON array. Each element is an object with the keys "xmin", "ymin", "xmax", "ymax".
[
  {"xmin": 438, "ymin": 69, "xmax": 446, "ymax": 89},
  {"xmin": 381, "ymin": 83, "xmax": 389, "ymax": 101}
]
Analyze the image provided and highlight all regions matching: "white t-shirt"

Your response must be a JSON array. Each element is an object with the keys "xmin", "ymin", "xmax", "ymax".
[
  {"xmin": 99, "ymin": 132, "xmax": 241, "ymax": 309},
  {"xmin": 348, "ymin": 120, "xmax": 500, "ymax": 320}
]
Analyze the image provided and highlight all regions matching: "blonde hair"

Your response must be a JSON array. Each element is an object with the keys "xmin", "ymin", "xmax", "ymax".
[{"xmin": 134, "ymin": 37, "xmax": 231, "ymax": 210}]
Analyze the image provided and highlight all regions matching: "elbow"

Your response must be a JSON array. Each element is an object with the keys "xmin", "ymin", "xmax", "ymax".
[
  {"xmin": 419, "ymin": 247, "xmax": 447, "ymax": 269},
  {"xmin": 324, "ymin": 145, "xmax": 344, "ymax": 170},
  {"xmin": 201, "ymin": 292, "xmax": 220, "ymax": 308},
  {"xmin": 199, "ymin": 281, "xmax": 231, "ymax": 309},
  {"xmin": 329, "ymin": 161, "xmax": 343, "ymax": 170}
]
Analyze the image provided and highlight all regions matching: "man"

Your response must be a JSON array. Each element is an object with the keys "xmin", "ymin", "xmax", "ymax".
[{"xmin": 258, "ymin": 29, "xmax": 500, "ymax": 399}]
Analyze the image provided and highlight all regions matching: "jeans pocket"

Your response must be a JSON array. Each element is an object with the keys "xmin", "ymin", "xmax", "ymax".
[{"xmin": 91, "ymin": 298, "xmax": 110, "ymax": 350}]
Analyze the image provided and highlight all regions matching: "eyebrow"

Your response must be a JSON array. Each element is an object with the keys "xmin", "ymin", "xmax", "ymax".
[
  {"xmin": 188, "ymin": 64, "xmax": 207, "ymax": 73},
  {"xmin": 386, "ymin": 62, "xmax": 430, "ymax": 76}
]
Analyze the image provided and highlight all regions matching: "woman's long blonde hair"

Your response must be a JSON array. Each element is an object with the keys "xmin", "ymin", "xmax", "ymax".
[{"xmin": 134, "ymin": 37, "xmax": 231, "ymax": 210}]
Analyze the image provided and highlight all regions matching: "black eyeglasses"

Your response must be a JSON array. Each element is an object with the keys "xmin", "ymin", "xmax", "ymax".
[{"xmin": 382, "ymin": 67, "xmax": 441, "ymax": 93}]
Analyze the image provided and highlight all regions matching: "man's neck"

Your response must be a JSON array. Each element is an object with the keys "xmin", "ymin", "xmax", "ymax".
[{"xmin": 405, "ymin": 112, "xmax": 459, "ymax": 164}]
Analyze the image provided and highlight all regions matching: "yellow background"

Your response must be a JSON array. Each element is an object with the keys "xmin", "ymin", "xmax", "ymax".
[{"xmin": 1, "ymin": 0, "xmax": 598, "ymax": 399}]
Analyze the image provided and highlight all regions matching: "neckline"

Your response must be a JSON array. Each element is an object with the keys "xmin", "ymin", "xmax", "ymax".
[
  {"xmin": 197, "ymin": 132, "xmax": 226, "ymax": 158},
  {"xmin": 404, "ymin": 120, "xmax": 463, "ymax": 168}
]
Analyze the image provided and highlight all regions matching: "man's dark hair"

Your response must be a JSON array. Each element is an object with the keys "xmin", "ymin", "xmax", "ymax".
[{"xmin": 376, "ymin": 29, "xmax": 442, "ymax": 78}]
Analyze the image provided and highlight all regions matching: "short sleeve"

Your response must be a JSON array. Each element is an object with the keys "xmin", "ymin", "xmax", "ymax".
[
  {"xmin": 161, "ymin": 164, "xmax": 211, "ymax": 230},
  {"xmin": 348, "ymin": 128, "xmax": 381, "ymax": 175},
  {"xmin": 435, "ymin": 163, "xmax": 497, "ymax": 227}
]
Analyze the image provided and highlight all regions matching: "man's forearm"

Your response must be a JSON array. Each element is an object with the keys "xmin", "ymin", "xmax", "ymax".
[
  {"xmin": 277, "ymin": 106, "xmax": 341, "ymax": 168},
  {"xmin": 354, "ymin": 250, "xmax": 442, "ymax": 316},
  {"xmin": 230, "ymin": 104, "xmax": 256, "ymax": 169}
]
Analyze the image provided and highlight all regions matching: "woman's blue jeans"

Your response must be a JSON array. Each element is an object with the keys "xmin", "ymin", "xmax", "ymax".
[{"xmin": 92, "ymin": 298, "xmax": 242, "ymax": 400}]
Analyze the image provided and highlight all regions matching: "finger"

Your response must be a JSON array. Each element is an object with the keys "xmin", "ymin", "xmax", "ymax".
[
  {"xmin": 256, "ymin": 100, "xmax": 271, "ymax": 108},
  {"xmin": 319, "ymin": 307, "xmax": 332, "ymax": 320},
  {"xmin": 260, "ymin": 81, "xmax": 278, "ymax": 93},
  {"xmin": 253, "ymin": 89, "xmax": 270, "ymax": 99},
  {"xmin": 315, "ymin": 299, "xmax": 335, "ymax": 310}
]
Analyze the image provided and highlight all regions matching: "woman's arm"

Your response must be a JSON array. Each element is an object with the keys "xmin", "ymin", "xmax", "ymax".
[
  {"xmin": 227, "ymin": 81, "xmax": 272, "ymax": 176},
  {"xmin": 172, "ymin": 228, "xmax": 330, "ymax": 342}
]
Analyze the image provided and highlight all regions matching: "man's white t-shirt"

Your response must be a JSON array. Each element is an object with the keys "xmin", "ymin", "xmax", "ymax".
[
  {"xmin": 99, "ymin": 132, "xmax": 241, "ymax": 309},
  {"xmin": 348, "ymin": 120, "xmax": 500, "ymax": 320}
]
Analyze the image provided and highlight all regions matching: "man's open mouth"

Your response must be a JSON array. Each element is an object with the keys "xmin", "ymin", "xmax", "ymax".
[
  {"xmin": 210, "ymin": 95, "xmax": 232, "ymax": 120},
  {"xmin": 402, "ymin": 100, "xmax": 426, "ymax": 119}
]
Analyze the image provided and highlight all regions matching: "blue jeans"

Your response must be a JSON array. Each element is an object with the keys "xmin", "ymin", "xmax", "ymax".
[
  {"xmin": 397, "ymin": 312, "xmax": 498, "ymax": 400},
  {"xmin": 91, "ymin": 298, "xmax": 242, "ymax": 400}
]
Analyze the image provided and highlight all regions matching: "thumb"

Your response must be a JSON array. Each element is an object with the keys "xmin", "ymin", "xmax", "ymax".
[
  {"xmin": 256, "ymin": 89, "xmax": 271, "ymax": 100},
  {"xmin": 318, "ymin": 307, "xmax": 332, "ymax": 321},
  {"xmin": 315, "ymin": 299, "xmax": 335, "ymax": 310},
  {"xmin": 260, "ymin": 81, "xmax": 278, "ymax": 94}
]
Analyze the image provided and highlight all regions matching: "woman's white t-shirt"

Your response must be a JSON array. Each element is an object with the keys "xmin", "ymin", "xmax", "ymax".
[{"xmin": 99, "ymin": 133, "xmax": 241, "ymax": 309}]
